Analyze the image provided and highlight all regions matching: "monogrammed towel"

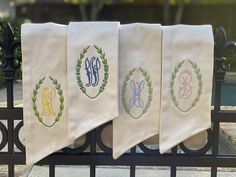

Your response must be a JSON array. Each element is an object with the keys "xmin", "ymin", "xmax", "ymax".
[
  {"xmin": 21, "ymin": 23, "xmax": 73, "ymax": 165},
  {"xmin": 160, "ymin": 25, "xmax": 214, "ymax": 153},
  {"xmin": 67, "ymin": 22, "xmax": 119, "ymax": 140},
  {"xmin": 113, "ymin": 23, "xmax": 162, "ymax": 159}
]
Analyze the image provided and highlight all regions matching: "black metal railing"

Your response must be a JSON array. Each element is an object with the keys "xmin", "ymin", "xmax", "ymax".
[{"xmin": 0, "ymin": 23, "xmax": 236, "ymax": 177}]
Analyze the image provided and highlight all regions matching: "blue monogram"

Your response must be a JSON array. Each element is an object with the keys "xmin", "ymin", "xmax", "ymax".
[
  {"xmin": 85, "ymin": 57, "xmax": 101, "ymax": 87},
  {"xmin": 129, "ymin": 80, "xmax": 145, "ymax": 108}
]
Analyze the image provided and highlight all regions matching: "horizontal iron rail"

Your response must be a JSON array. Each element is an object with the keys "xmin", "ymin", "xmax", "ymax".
[
  {"xmin": 0, "ymin": 109, "xmax": 235, "ymax": 122},
  {"xmin": 0, "ymin": 108, "xmax": 23, "ymax": 120},
  {"xmin": 1, "ymin": 153, "xmax": 236, "ymax": 167}
]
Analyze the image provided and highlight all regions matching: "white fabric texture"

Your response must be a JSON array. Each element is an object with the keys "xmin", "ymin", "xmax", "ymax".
[
  {"xmin": 21, "ymin": 23, "xmax": 73, "ymax": 165},
  {"xmin": 160, "ymin": 25, "xmax": 214, "ymax": 154},
  {"xmin": 113, "ymin": 23, "xmax": 162, "ymax": 159},
  {"xmin": 67, "ymin": 22, "xmax": 119, "ymax": 140}
]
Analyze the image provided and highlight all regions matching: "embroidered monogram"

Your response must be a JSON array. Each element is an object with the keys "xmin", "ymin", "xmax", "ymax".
[
  {"xmin": 85, "ymin": 57, "xmax": 101, "ymax": 87},
  {"xmin": 170, "ymin": 59, "xmax": 203, "ymax": 113},
  {"xmin": 129, "ymin": 80, "xmax": 145, "ymax": 108},
  {"xmin": 179, "ymin": 70, "xmax": 192, "ymax": 99},
  {"xmin": 122, "ymin": 68, "xmax": 153, "ymax": 119},
  {"xmin": 41, "ymin": 87, "xmax": 56, "ymax": 116},
  {"xmin": 76, "ymin": 45, "xmax": 109, "ymax": 99},
  {"xmin": 32, "ymin": 76, "xmax": 64, "ymax": 127}
]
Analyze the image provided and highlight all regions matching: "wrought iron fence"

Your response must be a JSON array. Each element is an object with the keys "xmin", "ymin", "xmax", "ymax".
[{"xmin": 0, "ymin": 23, "xmax": 236, "ymax": 177}]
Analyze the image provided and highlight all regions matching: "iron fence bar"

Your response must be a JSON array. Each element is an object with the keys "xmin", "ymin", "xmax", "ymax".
[
  {"xmin": 130, "ymin": 147, "xmax": 136, "ymax": 177},
  {"xmin": 171, "ymin": 166, "xmax": 176, "ymax": 177},
  {"xmin": 212, "ymin": 111, "xmax": 236, "ymax": 122},
  {"xmin": 2, "ymin": 153, "xmax": 236, "ymax": 167},
  {"xmin": 170, "ymin": 146, "xmax": 177, "ymax": 177},
  {"xmin": 1, "ymin": 24, "xmax": 18, "ymax": 177},
  {"xmin": 1, "ymin": 109, "xmax": 235, "ymax": 121},
  {"xmin": 90, "ymin": 130, "xmax": 96, "ymax": 177},
  {"xmin": 213, "ymin": 82, "xmax": 222, "ymax": 111},
  {"xmin": 49, "ymin": 165, "xmax": 55, "ymax": 177},
  {"xmin": 7, "ymin": 81, "xmax": 14, "ymax": 177},
  {"xmin": 212, "ymin": 81, "xmax": 221, "ymax": 177},
  {"xmin": 130, "ymin": 165, "xmax": 136, "ymax": 177},
  {"xmin": 8, "ymin": 165, "xmax": 14, "ymax": 177},
  {"xmin": 0, "ymin": 108, "xmax": 23, "ymax": 120},
  {"xmin": 211, "ymin": 168, "xmax": 217, "ymax": 177},
  {"xmin": 36, "ymin": 154, "xmax": 236, "ymax": 167}
]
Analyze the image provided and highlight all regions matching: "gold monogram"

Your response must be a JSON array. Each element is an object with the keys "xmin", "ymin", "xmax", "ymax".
[{"xmin": 41, "ymin": 87, "xmax": 56, "ymax": 117}]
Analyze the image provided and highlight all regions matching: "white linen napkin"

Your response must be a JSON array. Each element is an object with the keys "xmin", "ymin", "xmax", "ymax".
[
  {"xmin": 67, "ymin": 22, "xmax": 119, "ymax": 140},
  {"xmin": 160, "ymin": 25, "xmax": 214, "ymax": 153},
  {"xmin": 113, "ymin": 23, "xmax": 162, "ymax": 159},
  {"xmin": 21, "ymin": 23, "xmax": 73, "ymax": 165}
]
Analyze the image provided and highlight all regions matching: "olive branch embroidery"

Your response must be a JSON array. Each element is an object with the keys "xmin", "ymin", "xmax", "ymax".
[
  {"xmin": 170, "ymin": 60, "xmax": 184, "ymax": 109},
  {"xmin": 32, "ymin": 76, "xmax": 64, "ymax": 128},
  {"xmin": 76, "ymin": 45, "xmax": 90, "ymax": 94},
  {"xmin": 122, "ymin": 68, "xmax": 136, "ymax": 115},
  {"xmin": 76, "ymin": 45, "xmax": 109, "ymax": 99},
  {"xmin": 170, "ymin": 59, "xmax": 203, "ymax": 113},
  {"xmin": 122, "ymin": 67, "xmax": 153, "ymax": 119}
]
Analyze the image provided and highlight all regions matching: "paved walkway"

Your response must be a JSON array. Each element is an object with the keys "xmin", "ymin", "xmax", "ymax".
[{"xmin": 26, "ymin": 166, "xmax": 236, "ymax": 177}]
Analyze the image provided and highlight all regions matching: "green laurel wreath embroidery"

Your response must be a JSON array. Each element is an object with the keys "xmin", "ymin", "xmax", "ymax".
[
  {"xmin": 170, "ymin": 59, "xmax": 203, "ymax": 113},
  {"xmin": 122, "ymin": 67, "xmax": 153, "ymax": 119},
  {"xmin": 32, "ymin": 76, "xmax": 64, "ymax": 128},
  {"xmin": 122, "ymin": 68, "xmax": 136, "ymax": 115},
  {"xmin": 76, "ymin": 45, "xmax": 109, "ymax": 99}
]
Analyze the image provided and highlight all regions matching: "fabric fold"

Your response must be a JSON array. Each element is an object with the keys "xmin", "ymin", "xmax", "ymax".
[
  {"xmin": 113, "ymin": 23, "xmax": 162, "ymax": 159},
  {"xmin": 160, "ymin": 25, "xmax": 214, "ymax": 154},
  {"xmin": 67, "ymin": 22, "xmax": 119, "ymax": 141},
  {"xmin": 21, "ymin": 23, "xmax": 73, "ymax": 165}
]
